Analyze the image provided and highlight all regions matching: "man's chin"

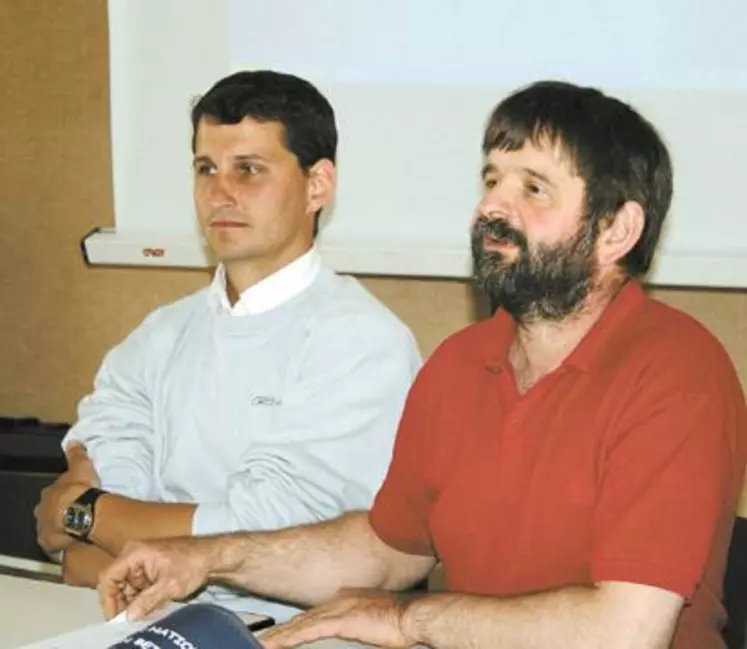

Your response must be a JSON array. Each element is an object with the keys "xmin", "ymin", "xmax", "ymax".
[
  {"xmin": 211, "ymin": 253, "xmax": 252, "ymax": 265},
  {"xmin": 474, "ymin": 259, "xmax": 517, "ymax": 284},
  {"xmin": 210, "ymin": 248, "xmax": 256, "ymax": 264}
]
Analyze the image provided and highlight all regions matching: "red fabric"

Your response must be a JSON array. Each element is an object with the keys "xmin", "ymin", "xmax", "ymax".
[{"xmin": 370, "ymin": 281, "xmax": 747, "ymax": 649}]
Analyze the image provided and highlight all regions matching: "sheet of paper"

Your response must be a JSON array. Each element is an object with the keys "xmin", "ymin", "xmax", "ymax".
[{"xmin": 18, "ymin": 603, "xmax": 182, "ymax": 649}]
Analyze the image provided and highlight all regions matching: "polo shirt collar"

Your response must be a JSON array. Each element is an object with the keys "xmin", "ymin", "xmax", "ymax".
[
  {"xmin": 564, "ymin": 279, "xmax": 646, "ymax": 372},
  {"xmin": 483, "ymin": 280, "xmax": 646, "ymax": 374}
]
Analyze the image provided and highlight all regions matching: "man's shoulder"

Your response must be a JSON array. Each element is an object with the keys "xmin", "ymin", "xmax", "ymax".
[
  {"xmin": 414, "ymin": 317, "xmax": 502, "ymax": 383},
  {"xmin": 306, "ymin": 269, "xmax": 417, "ymax": 344},
  {"xmin": 635, "ymin": 294, "xmax": 734, "ymax": 369},
  {"xmin": 133, "ymin": 287, "xmax": 211, "ymax": 337},
  {"xmin": 432, "ymin": 316, "xmax": 503, "ymax": 362},
  {"xmin": 608, "ymin": 292, "xmax": 741, "ymax": 394}
]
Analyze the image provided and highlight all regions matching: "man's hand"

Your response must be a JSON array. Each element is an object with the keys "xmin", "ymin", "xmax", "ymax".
[
  {"xmin": 260, "ymin": 589, "xmax": 419, "ymax": 649},
  {"xmin": 98, "ymin": 538, "xmax": 211, "ymax": 620},
  {"xmin": 62, "ymin": 442, "xmax": 101, "ymax": 487},
  {"xmin": 34, "ymin": 443, "xmax": 100, "ymax": 552}
]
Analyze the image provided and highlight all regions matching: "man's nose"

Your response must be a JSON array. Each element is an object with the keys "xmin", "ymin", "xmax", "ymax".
[
  {"xmin": 477, "ymin": 181, "xmax": 520, "ymax": 226},
  {"xmin": 207, "ymin": 173, "xmax": 237, "ymax": 207}
]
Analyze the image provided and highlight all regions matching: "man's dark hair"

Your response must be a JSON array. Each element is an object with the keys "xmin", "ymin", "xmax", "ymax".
[
  {"xmin": 191, "ymin": 70, "xmax": 337, "ymax": 237},
  {"xmin": 483, "ymin": 81, "xmax": 673, "ymax": 277}
]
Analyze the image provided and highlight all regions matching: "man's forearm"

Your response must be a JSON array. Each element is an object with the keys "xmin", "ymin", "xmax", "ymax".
[
  {"xmin": 62, "ymin": 543, "xmax": 114, "ymax": 588},
  {"xmin": 202, "ymin": 512, "xmax": 425, "ymax": 607},
  {"xmin": 91, "ymin": 495, "xmax": 195, "ymax": 555},
  {"xmin": 402, "ymin": 583, "xmax": 681, "ymax": 649}
]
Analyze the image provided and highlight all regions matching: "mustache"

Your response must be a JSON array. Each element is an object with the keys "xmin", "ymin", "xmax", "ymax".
[{"xmin": 472, "ymin": 216, "xmax": 527, "ymax": 249}]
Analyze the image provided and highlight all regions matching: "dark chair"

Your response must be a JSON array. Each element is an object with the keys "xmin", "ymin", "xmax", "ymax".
[
  {"xmin": 0, "ymin": 418, "xmax": 68, "ymax": 561},
  {"xmin": 723, "ymin": 516, "xmax": 747, "ymax": 649}
]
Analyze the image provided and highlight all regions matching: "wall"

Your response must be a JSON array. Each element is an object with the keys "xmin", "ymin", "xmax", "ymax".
[{"xmin": 1, "ymin": 1, "xmax": 745, "ymax": 480}]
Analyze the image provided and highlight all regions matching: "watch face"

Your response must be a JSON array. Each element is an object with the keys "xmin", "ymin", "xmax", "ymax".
[{"xmin": 64, "ymin": 504, "xmax": 93, "ymax": 534}]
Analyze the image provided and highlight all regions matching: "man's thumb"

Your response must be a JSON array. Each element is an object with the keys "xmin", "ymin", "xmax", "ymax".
[{"xmin": 64, "ymin": 441, "xmax": 88, "ymax": 462}]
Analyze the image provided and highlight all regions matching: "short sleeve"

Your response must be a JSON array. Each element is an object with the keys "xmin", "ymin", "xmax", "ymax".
[
  {"xmin": 369, "ymin": 361, "xmax": 441, "ymax": 557},
  {"xmin": 591, "ymin": 354, "xmax": 747, "ymax": 598}
]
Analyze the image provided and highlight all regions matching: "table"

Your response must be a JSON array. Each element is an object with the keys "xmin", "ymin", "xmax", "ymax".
[
  {"xmin": 0, "ymin": 573, "xmax": 109, "ymax": 647},
  {"xmin": 0, "ymin": 563, "xmax": 375, "ymax": 648}
]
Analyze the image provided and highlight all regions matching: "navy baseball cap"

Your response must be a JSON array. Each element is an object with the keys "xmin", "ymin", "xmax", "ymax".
[{"xmin": 108, "ymin": 603, "xmax": 264, "ymax": 648}]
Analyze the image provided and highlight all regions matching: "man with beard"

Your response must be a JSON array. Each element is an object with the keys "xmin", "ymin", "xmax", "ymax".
[{"xmin": 97, "ymin": 81, "xmax": 747, "ymax": 649}]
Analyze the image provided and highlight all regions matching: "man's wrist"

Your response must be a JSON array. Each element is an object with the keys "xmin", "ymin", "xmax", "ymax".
[
  {"xmin": 204, "ymin": 534, "xmax": 247, "ymax": 580},
  {"xmin": 398, "ymin": 591, "xmax": 431, "ymax": 646},
  {"xmin": 87, "ymin": 492, "xmax": 112, "ymax": 545}
]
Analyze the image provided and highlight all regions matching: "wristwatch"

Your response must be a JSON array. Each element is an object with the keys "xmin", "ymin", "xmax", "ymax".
[{"xmin": 63, "ymin": 487, "xmax": 107, "ymax": 543}]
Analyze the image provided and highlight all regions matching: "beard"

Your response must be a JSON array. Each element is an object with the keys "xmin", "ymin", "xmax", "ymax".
[{"xmin": 471, "ymin": 216, "xmax": 597, "ymax": 325}]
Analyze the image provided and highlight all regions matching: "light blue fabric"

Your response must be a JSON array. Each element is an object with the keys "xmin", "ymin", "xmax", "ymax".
[{"xmin": 64, "ymin": 266, "xmax": 421, "ymax": 620}]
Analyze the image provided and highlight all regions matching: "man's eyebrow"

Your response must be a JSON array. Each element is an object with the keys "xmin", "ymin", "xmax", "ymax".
[
  {"xmin": 524, "ymin": 167, "xmax": 556, "ymax": 187},
  {"xmin": 192, "ymin": 155, "xmax": 213, "ymax": 167},
  {"xmin": 233, "ymin": 153, "xmax": 271, "ymax": 163},
  {"xmin": 481, "ymin": 162, "xmax": 496, "ymax": 179},
  {"xmin": 192, "ymin": 153, "xmax": 272, "ymax": 167}
]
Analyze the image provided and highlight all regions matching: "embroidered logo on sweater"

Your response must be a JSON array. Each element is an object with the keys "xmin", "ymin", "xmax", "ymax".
[{"xmin": 251, "ymin": 395, "xmax": 282, "ymax": 407}]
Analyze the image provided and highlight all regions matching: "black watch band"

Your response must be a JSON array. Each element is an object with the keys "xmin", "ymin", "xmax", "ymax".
[
  {"xmin": 76, "ymin": 487, "xmax": 106, "ymax": 508},
  {"xmin": 63, "ymin": 487, "xmax": 107, "ymax": 543}
]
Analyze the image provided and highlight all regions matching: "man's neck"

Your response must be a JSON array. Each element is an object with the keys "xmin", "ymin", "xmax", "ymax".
[
  {"xmin": 223, "ymin": 247, "xmax": 312, "ymax": 307},
  {"xmin": 509, "ymin": 275, "xmax": 626, "ymax": 393}
]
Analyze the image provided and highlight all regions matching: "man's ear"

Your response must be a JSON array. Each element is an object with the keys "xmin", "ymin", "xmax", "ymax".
[
  {"xmin": 595, "ymin": 201, "xmax": 645, "ymax": 268},
  {"xmin": 306, "ymin": 159, "xmax": 336, "ymax": 214}
]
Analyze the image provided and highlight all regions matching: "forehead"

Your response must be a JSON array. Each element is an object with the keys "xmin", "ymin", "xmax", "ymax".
[
  {"xmin": 485, "ymin": 138, "xmax": 581, "ymax": 184},
  {"xmin": 194, "ymin": 116, "xmax": 289, "ymax": 156}
]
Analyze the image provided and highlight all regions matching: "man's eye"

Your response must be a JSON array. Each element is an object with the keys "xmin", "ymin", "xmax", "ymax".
[
  {"xmin": 526, "ymin": 182, "xmax": 547, "ymax": 198},
  {"xmin": 483, "ymin": 177, "xmax": 497, "ymax": 190},
  {"xmin": 239, "ymin": 163, "xmax": 261, "ymax": 175},
  {"xmin": 195, "ymin": 164, "xmax": 213, "ymax": 176}
]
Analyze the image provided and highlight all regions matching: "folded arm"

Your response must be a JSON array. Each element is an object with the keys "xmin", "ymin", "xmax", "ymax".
[
  {"xmin": 90, "ymin": 311, "xmax": 417, "ymax": 554},
  {"xmin": 61, "ymin": 307, "xmax": 420, "ymax": 585},
  {"xmin": 39, "ymin": 313, "xmax": 181, "ymax": 576}
]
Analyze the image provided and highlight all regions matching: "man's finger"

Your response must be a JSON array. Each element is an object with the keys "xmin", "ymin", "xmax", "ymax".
[
  {"xmin": 99, "ymin": 554, "xmax": 139, "ymax": 619},
  {"xmin": 126, "ymin": 582, "xmax": 171, "ymax": 621},
  {"xmin": 261, "ymin": 617, "xmax": 336, "ymax": 649},
  {"xmin": 98, "ymin": 576, "xmax": 125, "ymax": 620},
  {"xmin": 128, "ymin": 565, "xmax": 152, "ymax": 592}
]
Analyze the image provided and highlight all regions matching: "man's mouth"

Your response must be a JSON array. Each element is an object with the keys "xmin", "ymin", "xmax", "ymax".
[
  {"xmin": 483, "ymin": 233, "xmax": 515, "ymax": 251},
  {"xmin": 210, "ymin": 220, "xmax": 249, "ymax": 228}
]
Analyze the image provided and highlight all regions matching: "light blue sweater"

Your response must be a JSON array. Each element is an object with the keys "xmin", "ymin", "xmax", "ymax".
[{"xmin": 64, "ymin": 265, "xmax": 421, "ymax": 619}]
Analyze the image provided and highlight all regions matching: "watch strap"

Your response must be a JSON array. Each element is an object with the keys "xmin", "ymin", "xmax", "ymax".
[{"xmin": 75, "ymin": 487, "xmax": 107, "ymax": 509}]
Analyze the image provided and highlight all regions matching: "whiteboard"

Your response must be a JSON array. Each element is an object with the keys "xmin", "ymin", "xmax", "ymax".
[{"xmin": 84, "ymin": 0, "xmax": 747, "ymax": 287}]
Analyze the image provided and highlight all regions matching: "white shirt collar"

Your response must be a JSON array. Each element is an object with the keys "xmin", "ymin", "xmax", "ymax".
[{"xmin": 210, "ymin": 247, "xmax": 322, "ymax": 316}]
